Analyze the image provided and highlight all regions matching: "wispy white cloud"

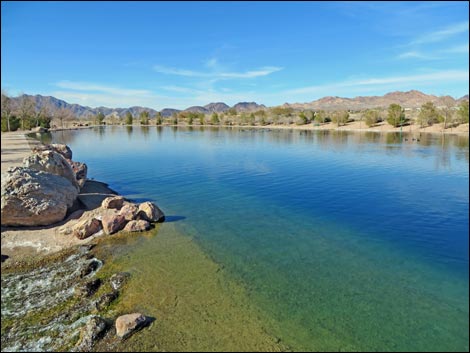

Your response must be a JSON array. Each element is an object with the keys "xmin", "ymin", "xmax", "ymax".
[
  {"xmin": 49, "ymin": 69, "xmax": 468, "ymax": 110},
  {"xmin": 56, "ymin": 81, "xmax": 152, "ymax": 96},
  {"xmin": 411, "ymin": 21, "xmax": 469, "ymax": 45},
  {"xmin": 397, "ymin": 43, "xmax": 469, "ymax": 60},
  {"xmin": 283, "ymin": 70, "xmax": 469, "ymax": 96},
  {"xmin": 444, "ymin": 43, "xmax": 469, "ymax": 54},
  {"xmin": 160, "ymin": 85, "xmax": 200, "ymax": 94},
  {"xmin": 153, "ymin": 64, "xmax": 283, "ymax": 80},
  {"xmin": 397, "ymin": 51, "xmax": 439, "ymax": 60}
]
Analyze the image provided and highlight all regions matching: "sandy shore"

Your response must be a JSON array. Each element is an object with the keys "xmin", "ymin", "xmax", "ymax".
[
  {"xmin": 1, "ymin": 131, "xmax": 116, "ymax": 261},
  {"xmin": 0, "ymin": 132, "xmax": 42, "ymax": 173},
  {"xmin": 226, "ymin": 121, "xmax": 470, "ymax": 134}
]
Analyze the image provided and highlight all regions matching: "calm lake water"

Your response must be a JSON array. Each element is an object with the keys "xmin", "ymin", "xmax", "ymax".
[{"xmin": 50, "ymin": 126, "xmax": 469, "ymax": 351}]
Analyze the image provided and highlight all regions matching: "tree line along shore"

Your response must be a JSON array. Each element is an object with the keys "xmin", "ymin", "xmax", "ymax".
[{"xmin": 2, "ymin": 91, "xmax": 469, "ymax": 133}]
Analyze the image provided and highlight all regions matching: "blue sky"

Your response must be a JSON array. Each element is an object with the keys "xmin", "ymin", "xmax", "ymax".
[{"xmin": 1, "ymin": 1, "xmax": 468, "ymax": 109}]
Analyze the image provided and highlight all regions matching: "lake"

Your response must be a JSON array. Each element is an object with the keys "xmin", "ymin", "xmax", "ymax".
[{"xmin": 49, "ymin": 126, "xmax": 469, "ymax": 351}]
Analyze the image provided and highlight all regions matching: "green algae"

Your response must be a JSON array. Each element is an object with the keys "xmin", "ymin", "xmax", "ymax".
[{"xmin": 91, "ymin": 223, "xmax": 288, "ymax": 352}]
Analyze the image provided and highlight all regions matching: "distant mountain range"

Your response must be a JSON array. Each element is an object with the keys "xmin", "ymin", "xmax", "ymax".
[
  {"xmin": 284, "ymin": 90, "xmax": 469, "ymax": 111},
  {"xmin": 8, "ymin": 90, "xmax": 468, "ymax": 118}
]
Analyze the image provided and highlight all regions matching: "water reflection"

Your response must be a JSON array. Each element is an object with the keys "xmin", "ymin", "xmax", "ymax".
[
  {"xmin": 126, "ymin": 126, "xmax": 133, "ymax": 138},
  {"xmin": 42, "ymin": 126, "xmax": 468, "ymax": 171}
]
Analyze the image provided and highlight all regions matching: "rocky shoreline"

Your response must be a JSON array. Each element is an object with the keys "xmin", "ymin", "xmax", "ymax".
[{"xmin": 1, "ymin": 137, "xmax": 165, "ymax": 350}]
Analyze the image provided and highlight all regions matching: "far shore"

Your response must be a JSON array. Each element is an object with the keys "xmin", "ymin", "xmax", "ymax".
[{"xmin": 47, "ymin": 120, "xmax": 469, "ymax": 135}]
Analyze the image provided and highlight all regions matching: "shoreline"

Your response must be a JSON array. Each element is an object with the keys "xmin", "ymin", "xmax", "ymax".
[{"xmin": 48, "ymin": 120, "xmax": 469, "ymax": 135}]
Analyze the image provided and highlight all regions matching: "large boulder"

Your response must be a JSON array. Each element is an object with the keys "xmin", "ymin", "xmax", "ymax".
[
  {"xmin": 72, "ymin": 216, "xmax": 102, "ymax": 239},
  {"xmin": 102, "ymin": 213, "xmax": 127, "ymax": 235},
  {"xmin": 23, "ymin": 150, "xmax": 79, "ymax": 190},
  {"xmin": 137, "ymin": 202, "xmax": 165, "ymax": 223},
  {"xmin": 115, "ymin": 313, "xmax": 148, "ymax": 339},
  {"xmin": 50, "ymin": 143, "xmax": 73, "ymax": 160},
  {"xmin": 1, "ymin": 167, "xmax": 79, "ymax": 226},
  {"xmin": 101, "ymin": 196, "xmax": 125, "ymax": 210},
  {"xmin": 119, "ymin": 202, "xmax": 138, "ymax": 221}
]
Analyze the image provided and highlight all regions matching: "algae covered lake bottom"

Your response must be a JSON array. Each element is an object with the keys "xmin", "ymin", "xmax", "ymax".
[
  {"xmin": 90, "ymin": 223, "xmax": 286, "ymax": 352},
  {"xmin": 3, "ymin": 126, "xmax": 468, "ymax": 352}
]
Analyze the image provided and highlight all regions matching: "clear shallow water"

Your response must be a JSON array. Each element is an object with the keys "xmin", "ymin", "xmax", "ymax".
[{"xmin": 51, "ymin": 126, "xmax": 469, "ymax": 351}]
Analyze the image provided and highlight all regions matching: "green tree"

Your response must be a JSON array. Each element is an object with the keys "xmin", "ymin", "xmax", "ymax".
[
  {"xmin": 140, "ymin": 111, "xmax": 150, "ymax": 125},
  {"xmin": 314, "ymin": 110, "xmax": 328, "ymax": 124},
  {"xmin": 310, "ymin": 111, "xmax": 316, "ymax": 122},
  {"xmin": 172, "ymin": 112, "xmax": 178, "ymax": 125},
  {"xmin": 248, "ymin": 113, "xmax": 256, "ymax": 126},
  {"xmin": 199, "ymin": 114, "xmax": 205, "ymax": 125},
  {"xmin": 456, "ymin": 100, "xmax": 469, "ymax": 125},
  {"xmin": 227, "ymin": 108, "xmax": 237, "ymax": 116},
  {"xmin": 96, "ymin": 112, "xmax": 105, "ymax": 125},
  {"xmin": 1, "ymin": 114, "xmax": 19, "ymax": 132},
  {"xmin": 188, "ymin": 114, "xmax": 194, "ymax": 125},
  {"xmin": 125, "ymin": 112, "xmax": 133, "ymax": 125},
  {"xmin": 156, "ymin": 112, "xmax": 163, "ymax": 125},
  {"xmin": 417, "ymin": 102, "xmax": 441, "ymax": 128},
  {"xmin": 254, "ymin": 109, "xmax": 266, "ymax": 118},
  {"xmin": 297, "ymin": 111, "xmax": 308, "ymax": 125},
  {"xmin": 363, "ymin": 109, "xmax": 380, "ymax": 127},
  {"xmin": 210, "ymin": 112, "xmax": 220, "ymax": 125},
  {"xmin": 387, "ymin": 104, "xmax": 406, "ymax": 128},
  {"xmin": 270, "ymin": 106, "xmax": 294, "ymax": 116},
  {"xmin": 1, "ymin": 91, "xmax": 14, "ymax": 131},
  {"xmin": 331, "ymin": 110, "xmax": 349, "ymax": 127}
]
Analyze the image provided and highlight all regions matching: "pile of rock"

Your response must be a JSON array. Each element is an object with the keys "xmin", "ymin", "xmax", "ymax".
[
  {"xmin": 1, "ymin": 143, "xmax": 165, "ymax": 233},
  {"xmin": 1, "ymin": 143, "xmax": 87, "ymax": 226},
  {"xmin": 71, "ymin": 196, "xmax": 164, "ymax": 239}
]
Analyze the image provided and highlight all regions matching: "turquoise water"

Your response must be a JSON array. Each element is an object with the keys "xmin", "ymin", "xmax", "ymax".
[{"xmin": 51, "ymin": 126, "xmax": 469, "ymax": 351}]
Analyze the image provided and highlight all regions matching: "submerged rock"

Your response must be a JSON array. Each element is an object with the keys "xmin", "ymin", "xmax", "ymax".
[
  {"xmin": 110, "ymin": 272, "xmax": 131, "ymax": 291},
  {"xmin": 75, "ymin": 278, "xmax": 101, "ymax": 297},
  {"xmin": 123, "ymin": 219, "xmax": 150, "ymax": 232},
  {"xmin": 23, "ymin": 150, "xmax": 79, "ymax": 190},
  {"xmin": 137, "ymin": 201, "xmax": 165, "ymax": 223},
  {"xmin": 75, "ymin": 316, "xmax": 107, "ymax": 351},
  {"xmin": 101, "ymin": 196, "xmax": 125, "ymax": 210},
  {"xmin": 1, "ymin": 167, "xmax": 78, "ymax": 226},
  {"xmin": 115, "ymin": 313, "xmax": 148, "ymax": 339},
  {"xmin": 91, "ymin": 291, "xmax": 119, "ymax": 312},
  {"xmin": 80, "ymin": 259, "xmax": 102, "ymax": 278}
]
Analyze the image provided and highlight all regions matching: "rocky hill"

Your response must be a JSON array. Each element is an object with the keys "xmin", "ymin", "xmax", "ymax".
[
  {"xmin": 283, "ymin": 90, "xmax": 469, "ymax": 111},
  {"xmin": 7, "ymin": 90, "xmax": 468, "ymax": 119},
  {"xmin": 232, "ymin": 102, "xmax": 266, "ymax": 112},
  {"xmin": 204, "ymin": 102, "xmax": 230, "ymax": 113}
]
